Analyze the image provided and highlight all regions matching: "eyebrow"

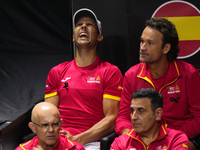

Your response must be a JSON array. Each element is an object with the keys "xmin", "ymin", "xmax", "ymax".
[
  {"xmin": 140, "ymin": 37, "xmax": 153, "ymax": 42},
  {"xmin": 130, "ymin": 106, "xmax": 145, "ymax": 110}
]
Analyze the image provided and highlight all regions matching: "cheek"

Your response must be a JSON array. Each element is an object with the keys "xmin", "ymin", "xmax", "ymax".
[
  {"xmin": 37, "ymin": 131, "xmax": 46, "ymax": 141},
  {"xmin": 144, "ymin": 117, "xmax": 155, "ymax": 130},
  {"xmin": 151, "ymin": 49, "xmax": 162, "ymax": 59},
  {"xmin": 35, "ymin": 127, "xmax": 47, "ymax": 137},
  {"xmin": 55, "ymin": 129, "xmax": 60, "ymax": 136}
]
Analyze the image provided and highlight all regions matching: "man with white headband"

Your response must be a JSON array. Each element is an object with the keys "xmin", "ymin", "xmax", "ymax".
[{"xmin": 44, "ymin": 8, "xmax": 123, "ymax": 150}]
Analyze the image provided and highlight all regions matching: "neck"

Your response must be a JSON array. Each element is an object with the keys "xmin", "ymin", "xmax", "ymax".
[
  {"xmin": 140, "ymin": 122, "xmax": 160, "ymax": 145},
  {"xmin": 148, "ymin": 58, "xmax": 169, "ymax": 79},
  {"xmin": 75, "ymin": 47, "xmax": 97, "ymax": 67}
]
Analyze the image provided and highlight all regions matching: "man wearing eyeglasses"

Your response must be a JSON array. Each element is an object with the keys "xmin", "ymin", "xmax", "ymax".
[{"xmin": 15, "ymin": 102, "xmax": 85, "ymax": 150}]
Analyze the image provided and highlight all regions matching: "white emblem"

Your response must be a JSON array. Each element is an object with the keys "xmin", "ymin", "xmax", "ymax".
[{"xmin": 61, "ymin": 77, "xmax": 71, "ymax": 82}]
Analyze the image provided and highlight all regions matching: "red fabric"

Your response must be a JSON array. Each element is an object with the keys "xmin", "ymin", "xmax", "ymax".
[
  {"xmin": 15, "ymin": 134, "xmax": 85, "ymax": 150},
  {"xmin": 115, "ymin": 60, "xmax": 200, "ymax": 139},
  {"xmin": 45, "ymin": 57, "xmax": 123, "ymax": 135},
  {"xmin": 111, "ymin": 123, "xmax": 189, "ymax": 150}
]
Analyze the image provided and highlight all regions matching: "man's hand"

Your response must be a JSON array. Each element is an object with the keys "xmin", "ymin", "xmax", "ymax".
[
  {"xmin": 60, "ymin": 130, "xmax": 74, "ymax": 140},
  {"xmin": 60, "ymin": 129, "xmax": 82, "ymax": 144},
  {"xmin": 122, "ymin": 129, "xmax": 130, "ymax": 135},
  {"xmin": 33, "ymin": 145, "xmax": 44, "ymax": 150}
]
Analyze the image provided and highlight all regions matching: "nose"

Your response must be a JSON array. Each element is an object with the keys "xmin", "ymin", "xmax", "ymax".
[
  {"xmin": 140, "ymin": 42, "xmax": 147, "ymax": 50},
  {"xmin": 131, "ymin": 111, "xmax": 138, "ymax": 120},
  {"xmin": 48, "ymin": 124, "xmax": 54, "ymax": 132},
  {"xmin": 81, "ymin": 23, "xmax": 87, "ymax": 29}
]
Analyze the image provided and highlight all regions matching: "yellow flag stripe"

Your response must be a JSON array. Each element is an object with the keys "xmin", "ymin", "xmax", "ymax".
[{"xmin": 157, "ymin": 16, "xmax": 200, "ymax": 41}]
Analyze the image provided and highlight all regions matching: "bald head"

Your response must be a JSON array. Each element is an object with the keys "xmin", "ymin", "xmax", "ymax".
[
  {"xmin": 29, "ymin": 102, "xmax": 62, "ymax": 149},
  {"xmin": 31, "ymin": 102, "xmax": 60, "ymax": 123}
]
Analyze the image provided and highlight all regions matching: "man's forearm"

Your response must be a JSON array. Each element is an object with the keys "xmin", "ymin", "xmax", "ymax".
[{"xmin": 72, "ymin": 116, "xmax": 116, "ymax": 145}]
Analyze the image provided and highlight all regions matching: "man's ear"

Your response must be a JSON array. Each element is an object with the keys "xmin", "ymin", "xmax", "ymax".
[
  {"xmin": 97, "ymin": 34, "xmax": 103, "ymax": 42},
  {"xmin": 29, "ymin": 122, "xmax": 36, "ymax": 134},
  {"xmin": 60, "ymin": 118, "xmax": 63, "ymax": 126},
  {"xmin": 163, "ymin": 43, "xmax": 171, "ymax": 54},
  {"xmin": 155, "ymin": 108, "xmax": 163, "ymax": 121}
]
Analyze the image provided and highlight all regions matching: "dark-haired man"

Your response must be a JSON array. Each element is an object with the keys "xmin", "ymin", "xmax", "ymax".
[
  {"xmin": 45, "ymin": 8, "xmax": 123, "ymax": 149},
  {"xmin": 115, "ymin": 18, "xmax": 200, "ymax": 150},
  {"xmin": 111, "ymin": 88, "xmax": 189, "ymax": 150}
]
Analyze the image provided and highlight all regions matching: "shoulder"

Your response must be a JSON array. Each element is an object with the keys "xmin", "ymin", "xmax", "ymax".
[
  {"xmin": 47, "ymin": 61, "xmax": 73, "ymax": 77},
  {"xmin": 124, "ymin": 62, "xmax": 144, "ymax": 77},
  {"xmin": 98, "ymin": 59, "xmax": 123, "ymax": 77},
  {"xmin": 174, "ymin": 60, "xmax": 200, "ymax": 82},
  {"xmin": 15, "ymin": 136, "xmax": 37, "ymax": 150},
  {"xmin": 164, "ymin": 128, "xmax": 189, "ymax": 149},
  {"xmin": 166, "ymin": 127, "xmax": 188, "ymax": 140},
  {"xmin": 99, "ymin": 59, "xmax": 121, "ymax": 71},
  {"xmin": 51, "ymin": 60, "xmax": 73, "ymax": 71},
  {"xmin": 59, "ymin": 135, "xmax": 84, "ymax": 149},
  {"xmin": 113, "ymin": 132, "xmax": 133, "ymax": 144},
  {"xmin": 111, "ymin": 133, "xmax": 134, "ymax": 149},
  {"xmin": 175, "ymin": 60, "xmax": 199, "ymax": 74}
]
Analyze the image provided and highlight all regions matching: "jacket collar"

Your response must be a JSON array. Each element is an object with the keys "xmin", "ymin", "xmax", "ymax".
[
  {"xmin": 127, "ymin": 122, "xmax": 167, "ymax": 142},
  {"xmin": 137, "ymin": 61, "xmax": 181, "ymax": 92}
]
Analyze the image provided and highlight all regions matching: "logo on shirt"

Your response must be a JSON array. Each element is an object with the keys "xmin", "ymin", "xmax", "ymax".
[
  {"xmin": 87, "ymin": 76, "xmax": 100, "ymax": 83},
  {"xmin": 61, "ymin": 77, "xmax": 71, "ymax": 82},
  {"xmin": 118, "ymin": 86, "xmax": 123, "ymax": 90},
  {"xmin": 167, "ymin": 85, "xmax": 180, "ymax": 94},
  {"xmin": 156, "ymin": 145, "xmax": 167, "ymax": 150}
]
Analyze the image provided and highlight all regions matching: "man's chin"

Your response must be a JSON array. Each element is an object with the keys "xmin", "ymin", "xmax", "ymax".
[
  {"xmin": 139, "ymin": 58, "xmax": 148, "ymax": 63},
  {"xmin": 133, "ymin": 124, "xmax": 142, "ymax": 131},
  {"xmin": 46, "ymin": 138, "xmax": 59, "ymax": 145},
  {"xmin": 133, "ymin": 129, "xmax": 141, "ymax": 133}
]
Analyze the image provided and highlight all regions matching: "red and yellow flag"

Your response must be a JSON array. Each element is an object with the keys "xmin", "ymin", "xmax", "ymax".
[{"xmin": 152, "ymin": 1, "xmax": 200, "ymax": 59}]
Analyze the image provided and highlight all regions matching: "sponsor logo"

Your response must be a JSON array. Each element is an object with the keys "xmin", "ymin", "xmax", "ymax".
[
  {"xmin": 118, "ymin": 86, "xmax": 123, "ymax": 90},
  {"xmin": 87, "ymin": 76, "xmax": 100, "ymax": 83},
  {"xmin": 152, "ymin": 1, "xmax": 200, "ymax": 59},
  {"xmin": 156, "ymin": 145, "xmax": 167, "ymax": 150},
  {"xmin": 167, "ymin": 85, "xmax": 180, "ymax": 94},
  {"xmin": 46, "ymin": 85, "xmax": 49, "ymax": 87},
  {"xmin": 61, "ymin": 77, "xmax": 71, "ymax": 82}
]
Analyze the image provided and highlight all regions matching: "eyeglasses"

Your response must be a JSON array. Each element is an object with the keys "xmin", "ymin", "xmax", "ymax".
[{"xmin": 32, "ymin": 121, "xmax": 61, "ymax": 130}]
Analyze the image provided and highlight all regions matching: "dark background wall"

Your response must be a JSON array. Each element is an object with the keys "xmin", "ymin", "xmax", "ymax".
[
  {"xmin": 0, "ymin": 0, "xmax": 72, "ymax": 123},
  {"xmin": 0, "ymin": 1, "xmax": 73, "ymax": 149},
  {"xmin": 0, "ymin": 0, "xmax": 199, "ymax": 149}
]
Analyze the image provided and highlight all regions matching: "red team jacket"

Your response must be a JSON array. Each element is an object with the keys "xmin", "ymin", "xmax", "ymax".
[
  {"xmin": 15, "ymin": 134, "xmax": 85, "ymax": 150},
  {"xmin": 115, "ymin": 60, "xmax": 200, "ymax": 139},
  {"xmin": 111, "ymin": 123, "xmax": 189, "ymax": 150}
]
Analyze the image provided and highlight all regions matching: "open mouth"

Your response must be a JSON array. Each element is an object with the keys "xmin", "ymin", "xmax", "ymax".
[{"xmin": 79, "ymin": 32, "xmax": 88, "ymax": 38}]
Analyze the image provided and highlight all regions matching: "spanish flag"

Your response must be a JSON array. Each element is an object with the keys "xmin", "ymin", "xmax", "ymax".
[{"xmin": 152, "ymin": 1, "xmax": 200, "ymax": 59}]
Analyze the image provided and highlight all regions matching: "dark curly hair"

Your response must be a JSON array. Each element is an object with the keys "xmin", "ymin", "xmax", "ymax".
[{"xmin": 145, "ymin": 18, "xmax": 179, "ymax": 61}]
